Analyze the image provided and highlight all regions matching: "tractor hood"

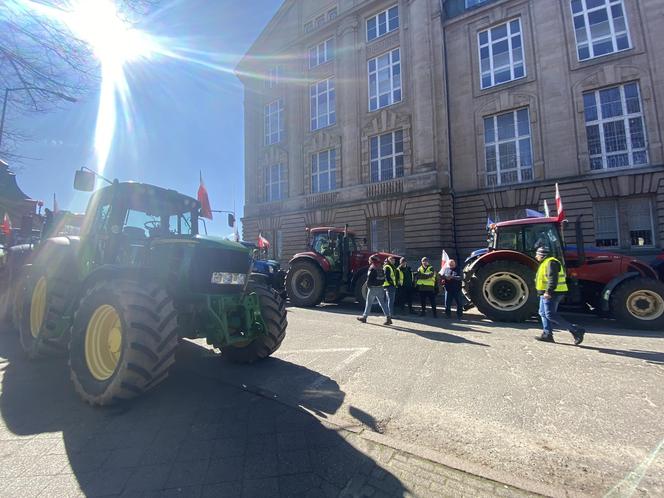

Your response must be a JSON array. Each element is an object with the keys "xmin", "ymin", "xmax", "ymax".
[{"xmin": 152, "ymin": 234, "xmax": 249, "ymax": 253}]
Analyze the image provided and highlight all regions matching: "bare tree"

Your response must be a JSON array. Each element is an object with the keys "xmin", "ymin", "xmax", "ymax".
[{"xmin": 0, "ymin": 0, "xmax": 157, "ymax": 159}]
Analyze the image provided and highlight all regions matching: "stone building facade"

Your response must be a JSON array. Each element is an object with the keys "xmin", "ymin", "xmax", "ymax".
[{"xmin": 237, "ymin": 0, "xmax": 664, "ymax": 264}]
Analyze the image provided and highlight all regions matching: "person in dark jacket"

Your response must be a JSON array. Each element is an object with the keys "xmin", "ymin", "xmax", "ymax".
[
  {"xmin": 357, "ymin": 254, "xmax": 391, "ymax": 325},
  {"xmin": 397, "ymin": 257, "xmax": 415, "ymax": 314},
  {"xmin": 442, "ymin": 259, "xmax": 463, "ymax": 319},
  {"xmin": 535, "ymin": 246, "xmax": 585, "ymax": 344}
]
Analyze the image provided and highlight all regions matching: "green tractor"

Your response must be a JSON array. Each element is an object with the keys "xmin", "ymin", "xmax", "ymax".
[{"xmin": 14, "ymin": 169, "xmax": 287, "ymax": 405}]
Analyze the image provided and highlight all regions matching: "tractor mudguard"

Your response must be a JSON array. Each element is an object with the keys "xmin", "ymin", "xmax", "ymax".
[{"xmin": 600, "ymin": 272, "xmax": 639, "ymax": 312}]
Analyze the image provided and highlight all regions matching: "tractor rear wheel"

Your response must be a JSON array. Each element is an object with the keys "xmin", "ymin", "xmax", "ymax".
[
  {"xmin": 354, "ymin": 273, "xmax": 368, "ymax": 306},
  {"xmin": 18, "ymin": 266, "xmax": 73, "ymax": 358},
  {"xmin": 69, "ymin": 279, "xmax": 179, "ymax": 406},
  {"xmin": 472, "ymin": 260, "xmax": 538, "ymax": 322},
  {"xmin": 610, "ymin": 277, "xmax": 664, "ymax": 331},
  {"xmin": 222, "ymin": 283, "xmax": 287, "ymax": 363},
  {"xmin": 286, "ymin": 260, "xmax": 325, "ymax": 307}
]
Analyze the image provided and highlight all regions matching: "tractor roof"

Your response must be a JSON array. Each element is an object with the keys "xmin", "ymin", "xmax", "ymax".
[
  {"xmin": 494, "ymin": 217, "xmax": 560, "ymax": 228},
  {"xmin": 97, "ymin": 182, "xmax": 199, "ymax": 214},
  {"xmin": 309, "ymin": 226, "xmax": 357, "ymax": 235}
]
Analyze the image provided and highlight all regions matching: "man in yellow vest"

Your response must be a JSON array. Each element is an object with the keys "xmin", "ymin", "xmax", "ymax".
[
  {"xmin": 383, "ymin": 256, "xmax": 400, "ymax": 317},
  {"xmin": 416, "ymin": 257, "xmax": 437, "ymax": 317},
  {"xmin": 535, "ymin": 246, "xmax": 585, "ymax": 344}
]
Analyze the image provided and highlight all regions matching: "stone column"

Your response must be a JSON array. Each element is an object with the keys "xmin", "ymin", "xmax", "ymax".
[
  {"xmin": 408, "ymin": 0, "xmax": 436, "ymax": 172},
  {"xmin": 336, "ymin": 15, "xmax": 361, "ymax": 188},
  {"xmin": 287, "ymin": 59, "xmax": 305, "ymax": 198}
]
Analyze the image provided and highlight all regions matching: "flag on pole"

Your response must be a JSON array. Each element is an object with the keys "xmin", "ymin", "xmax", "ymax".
[
  {"xmin": 197, "ymin": 172, "xmax": 213, "ymax": 220},
  {"xmin": 555, "ymin": 183, "xmax": 564, "ymax": 221},
  {"xmin": 1, "ymin": 213, "xmax": 11, "ymax": 236},
  {"xmin": 53, "ymin": 193, "xmax": 59, "ymax": 213},
  {"xmin": 438, "ymin": 249, "xmax": 450, "ymax": 276},
  {"xmin": 257, "ymin": 232, "xmax": 270, "ymax": 250},
  {"xmin": 486, "ymin": 216, "xmax": 494, "ymax": 229},
  {"xmin": 543, "ymin": 199, "xmax": 550, "ymax": 218},
  {"xmin": 525, "ymin": 208, "xmax": 544, "ymax": 218}
]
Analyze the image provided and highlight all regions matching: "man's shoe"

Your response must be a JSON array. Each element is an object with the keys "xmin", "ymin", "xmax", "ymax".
[
  {"xmin": 356, "ymin": 317, "xmax": 367, "ymax": 323},
  {"xmin": 536, "ymin": 334, "xmax": 555, "ymax": 343},
  {"xmin": 384, "ymin": 317, "xmax": 393, "ymax": 325},
  {"xmin": 572, "ymin": 327, "xmax": 585, "ymax": 345}
]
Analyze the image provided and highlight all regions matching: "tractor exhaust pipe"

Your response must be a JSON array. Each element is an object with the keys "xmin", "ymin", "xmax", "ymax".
[{"xmin": 575, "ymin": 215, "xmax": 585, "ymax": 266}]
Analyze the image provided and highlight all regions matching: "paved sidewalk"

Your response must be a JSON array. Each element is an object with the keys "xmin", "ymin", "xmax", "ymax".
[{"xmin": 0, "ymin": 330, "xmax": 537, "ymax": 497}]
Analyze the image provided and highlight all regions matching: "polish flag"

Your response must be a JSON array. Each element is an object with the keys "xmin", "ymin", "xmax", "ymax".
[
  {"xmin": 257, "ymin": 232, "xmax": 270, "ymax": 250},
  {"xmin": 555, "ymin": 183, "xmax": 564, "ymax": 221},
  {"xmin": 198, "ymin": 172, "xmax": 213, "ymax": 220},
  {"xmin": 1, "ymin": 213, "xmax": 11, "ymax": 236},
  {"xmin": 438, "ymin": 249, "xmax": 450, "ymax": 276}
]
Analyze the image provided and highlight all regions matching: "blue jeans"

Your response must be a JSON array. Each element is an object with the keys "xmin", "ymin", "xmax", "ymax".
[
  {"xmin": 363, "ymin": 287, "xmax": 388, "ymax": 318},
  {"xmin": 384, "ymin": 287, "xmax": 396, "ymax": 316},
  {"xmin": 539, "ymin": 294, "xmax": 573, "ymax": 336},
  {"xmin": 445, "ymin": 290, "xmax": 463, "ymax": 318}
]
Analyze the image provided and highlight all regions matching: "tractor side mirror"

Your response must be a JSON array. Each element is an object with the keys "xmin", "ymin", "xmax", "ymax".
[
  {"xmin": 227, "ymin": 213, "xmax": 235, "ymax": 227},
  {"xmin": 74, "ymin": 169, "xmax": 95, "ymax": 192}
]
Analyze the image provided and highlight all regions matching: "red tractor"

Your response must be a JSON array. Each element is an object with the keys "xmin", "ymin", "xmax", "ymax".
[
  {"xmin": 463, "ymin": 216, "xmax": 664, "ymax": 330},
  {"xmin": 285, "ymin": 226, "xmax": 399, "ymax": 307}
]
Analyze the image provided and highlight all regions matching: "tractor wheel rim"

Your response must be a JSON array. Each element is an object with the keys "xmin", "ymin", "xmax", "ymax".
[
  {"xmin": 85, "ymin": 305, "xmax": 123, "ymax": 381},
  {"xmin": 30, "ymin": 277, "xmax": 48, "ymax": 339},
  {"xmin": 625, "ymin": 290, "xmax": 664, "ymax": 321},
  {"xmin": 292, "ymin": 270, "xmax": 315, "ymax": 299},
  {"xmin": 482, "ymin": 272, "xmax": 529, "ymax": 311}
]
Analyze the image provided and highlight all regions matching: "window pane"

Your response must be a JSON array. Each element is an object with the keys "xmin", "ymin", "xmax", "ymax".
[{"xmin": 497, "ymin": 113, "xmax": 516, "ymax": 140}]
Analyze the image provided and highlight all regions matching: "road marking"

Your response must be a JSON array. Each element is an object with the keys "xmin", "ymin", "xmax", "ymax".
[
  {"xmin": 278, "ymin": 347, "xmax": 371, "ymax": 354},
  {"xmin": 604, "ymin": 437, "xmax": 664, "ymax": 498}
]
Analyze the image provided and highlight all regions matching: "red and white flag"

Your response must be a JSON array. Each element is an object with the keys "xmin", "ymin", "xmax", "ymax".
[
  {"xmin": 555, "ymin": 183, "xmax": 564, "ymax": 221},
  {"xmin": 438, "ymin": 249, "xmax": 450, "ymax": 276},
  {"xmin": 257, "ymin": 232, "xmax": 270, "ymax": 250},
  {"xmin": 197, "ymin": 171, "xmax": 213, "ymax": 220},
  {"xmin": 1, "ymin": 213, "xmax": 11, "ymax": 236}
]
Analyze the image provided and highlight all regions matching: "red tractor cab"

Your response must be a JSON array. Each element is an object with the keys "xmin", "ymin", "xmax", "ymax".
[
  {"xmin": 285, "ymin": 226, "xmax": 400, "ymax": 307},
  {"xmin": 463, "ymin": 216, "xmax": 664, "ymax": 330}
]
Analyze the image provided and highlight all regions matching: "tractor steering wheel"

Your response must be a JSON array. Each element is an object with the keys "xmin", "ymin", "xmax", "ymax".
[{"xmin": 144, "ymin": 220, "xmax": 161, "ymax": 236}]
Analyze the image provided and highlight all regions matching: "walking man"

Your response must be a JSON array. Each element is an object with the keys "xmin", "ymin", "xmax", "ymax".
[
  {"xmin": 416, "ymin": 257, "xmax": 437, "ymax": 317},
  {"xmin": 357, "ymin": 254, "xmax": 392, "ymax": 325},
  {"xmin": 383, "ymin": 256, "xmax": 399, "ymax": 317},
  {"xmin": 397, "ymin": 257, "xmax": 415, "ymax": 314},
  {"xmin": 535, "ymin": 246, "xmax": 585, "ymax": 344},
  {"xmin": 442, "ymin": 259, "xmax": 463, "ymax": 319}
]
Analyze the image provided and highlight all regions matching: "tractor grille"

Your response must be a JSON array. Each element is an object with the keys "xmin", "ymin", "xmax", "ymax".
[{"xmin": 189, "ymin": 247, "xmax": 251, "ymax": 294}]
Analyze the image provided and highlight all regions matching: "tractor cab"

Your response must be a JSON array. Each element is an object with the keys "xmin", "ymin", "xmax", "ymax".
[
  {"xmin": 308, "ymin": 228, "xmax": 356, "ymax": 271},
  {"xmin": 490, "ymin": 218, "xmax": 565, "ymax": 260}
]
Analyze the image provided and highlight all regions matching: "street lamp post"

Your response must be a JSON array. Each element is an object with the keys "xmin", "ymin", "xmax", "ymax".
[{"xmin": 0, "ymin": 87, "xmax": 78, "ymax": 151}]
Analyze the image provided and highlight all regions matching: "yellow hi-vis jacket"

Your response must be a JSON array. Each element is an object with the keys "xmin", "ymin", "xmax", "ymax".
[
  {"xmin": 383, "ymin": 263, "xmax": 399, "ymax": 287},
  {"xmin": 535, "ymin": 257, "xmax": 568, "ymax": 293},
  {"xmin": 416, "ymin": 265, "xmax": 436, "ymax": 290}
]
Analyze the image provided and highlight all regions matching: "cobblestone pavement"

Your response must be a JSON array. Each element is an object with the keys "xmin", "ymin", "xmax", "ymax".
[{"xmin": 0, "ymin": 329, "xmax": 535, "ymax": 498}]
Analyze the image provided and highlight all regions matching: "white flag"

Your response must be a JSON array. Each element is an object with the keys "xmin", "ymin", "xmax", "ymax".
[{"xmin": 439, "ymin": 250, "xmax": 450, "ymax": 275}]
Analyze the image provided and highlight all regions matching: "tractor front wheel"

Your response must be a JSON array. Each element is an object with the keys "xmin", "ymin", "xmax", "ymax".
[
  {"xmin": 610, "ymin": 277, "xmax": 664, "ymax": 331},
  {"xmin": 286, "ymin": 260, "xmax": 325, "ymax": 307},
  {"xmin": 69, "ymin": 279, "xmax": 179, "ymax": 406},
  {"xmin": 222, "ymin": 284, "xmax": 287, "ymax": 363},
  {"xmin": 472, "ymin": 260, "xmax": 538, "ymax": 322}
]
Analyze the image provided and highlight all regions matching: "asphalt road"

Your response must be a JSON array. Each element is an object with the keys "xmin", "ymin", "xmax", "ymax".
[{"xmin": 192, "ymin": 303, "xmax": 664, "ymax": 497}]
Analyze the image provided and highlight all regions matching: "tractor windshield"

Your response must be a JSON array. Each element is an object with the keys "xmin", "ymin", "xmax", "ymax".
[{"xmin": 494, "ymin": 223, "xmax": 564, "ymax": 259}]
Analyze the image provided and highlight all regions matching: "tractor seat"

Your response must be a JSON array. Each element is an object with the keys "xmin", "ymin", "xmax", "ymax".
[{"xmin": 123, "ymin": 226, "xmax": 147, "ymax": 240}]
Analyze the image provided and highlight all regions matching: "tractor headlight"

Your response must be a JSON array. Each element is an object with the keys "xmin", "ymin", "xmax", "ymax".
[{"xmin": 211, "ymin": 272, "xmax": 247, "ymax": 285}]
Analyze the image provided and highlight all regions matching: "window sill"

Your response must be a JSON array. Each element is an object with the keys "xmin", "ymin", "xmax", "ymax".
[
  {"xmin": 366, "ymin": 28, "xmax": 400, "ymax": 45},
  {"xmin": 368, "ymin": 99, "xmax": 404, "ymax": 114}
]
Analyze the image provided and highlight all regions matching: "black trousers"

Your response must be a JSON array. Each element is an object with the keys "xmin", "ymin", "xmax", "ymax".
[
  {"xmin": 396, "ymin": 287, "xmax": 413, "ymax": 311},
  {"xmin": 419, "ymin": 290, "xmax": 437, "ymax": 316},
  {"xmin": 445, "ymin": 289, "xmax": 463, "ymax": 318}
]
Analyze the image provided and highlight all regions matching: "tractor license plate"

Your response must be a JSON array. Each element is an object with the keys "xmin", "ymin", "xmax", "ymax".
[{"xmin": 211, "ymin": 272, "xmax": 247, "ymax": 285}]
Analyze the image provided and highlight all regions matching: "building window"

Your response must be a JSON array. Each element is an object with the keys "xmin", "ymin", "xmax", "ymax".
[
  {"xmin": 264, "ymin": 98, "xmax": 284, "ymax": 146},
  {"xmin": 310, "ymin": 78, "xmax": 336, "ymax": 131},
  {"xmin": 368, "ymin": 48, "xmax": 402, "ymax": 111},
  {"xmin": 370, "ymin": 130, "xmax": 404, "ymax": 183},
  {"xmin": 484, "ymin": 108, "xmax": 533, "ymax": 187},
  {"xmin": 328, "ymin": 7, "xmax": 337, "ymax": 20},
  {"xmin": 583, "ymin": 82, "xmax": 648, "ymax": 170},
  {"xmin": 304, "ymin": 21, "xmax": 313, "ymax": 33},
  {"xmin": 478, "ymin": 19, "xmax": 525, "ymax": 89},
  {"xmin": 593, "ymin": 200, "xmax": 619, "ymax": 247},
  {"xmin": 265, "ymin": 164, "xmax": 287, "ymax": 202},
  {"xmin": 315, "ymin": 14, "xmax": 325, "ymax": 27},
  {"xmin": 466, "ymin": 0, "xmax": 489, "ymax": 8},
  {"xmin": 367, "ymin": 5, "xmax": 399, "ymax": 42},
  {"xmin": 265, "ymin": 65, "xmax": 281, "ymax": 89},
  {"xmin": 309, "ymin": 38, "xmax": 335, "ymax": 69},
  {"xmin": 311, "ymin": 149, "xmax": 337, "ymax": 193},
  {"xmin": 571, "ymin": 0, "xmax": 631, "ymax": 61},
  {"xmin": 370, "ymin": 217, "xmax": 405, "ymax": 255},
  {"xmin": 626, "ymin": 198, "xmax": 654, "ymax": 248}
]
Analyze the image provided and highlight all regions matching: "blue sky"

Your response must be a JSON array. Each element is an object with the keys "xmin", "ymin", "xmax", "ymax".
[{"xmin": 9, "ymin": 0, "xmax": 283, "ymax": 236}]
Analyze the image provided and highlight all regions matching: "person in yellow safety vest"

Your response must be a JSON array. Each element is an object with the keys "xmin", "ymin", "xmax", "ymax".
[
  {"xmin": 416, "ymin": 257, "xmax": 437, "ymax": 317},
  {"xmin": 383, "ymin": 256, "xmax": 400, "ymax": 317},
  {"xmin": 535, "ymin": 246, "xmax": 585, "ymax": 345}
]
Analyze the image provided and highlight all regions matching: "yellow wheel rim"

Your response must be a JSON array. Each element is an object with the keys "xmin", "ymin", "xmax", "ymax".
[
  {"xmin": 85, "ymin": 305, "xmax": 123, "ymax": 381},
  {"xmin": 30, "ymin": 277, "xmax": 48, "ymax": 339}
]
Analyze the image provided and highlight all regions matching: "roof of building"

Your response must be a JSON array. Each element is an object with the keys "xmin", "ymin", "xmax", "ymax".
[{"xmin": 0, "ymin": 159, "xmax": 30, "ymax": 202}]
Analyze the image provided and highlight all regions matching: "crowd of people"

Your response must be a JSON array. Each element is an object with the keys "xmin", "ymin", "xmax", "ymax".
[{"xmin": 357, "ymin": 254, "xmax": 464, "ymax": 326}]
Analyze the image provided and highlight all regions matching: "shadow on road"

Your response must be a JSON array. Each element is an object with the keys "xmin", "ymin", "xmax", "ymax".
[
  {"xmin": 387, "ymin": 324, "xmax": 490, "ymax": 346},
  {"xmin": 578, "ymin": 345, "xmax": 664, "ymax": 365},
  {"xmin": 0, "ymin": 328, "xmax": 407, "ymax": 497}
]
